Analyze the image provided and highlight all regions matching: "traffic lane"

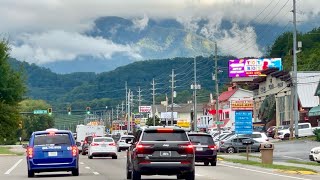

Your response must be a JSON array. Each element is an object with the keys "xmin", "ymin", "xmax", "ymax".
[
  {"xmin": 81, "ymin": 151, "xmax": 320, "ymax": 180},
  {"xmin": 273, "ymin": 140, "xmax": 320, "ymax": 161},
  {"xmin": 1, "ymin": 155, "xmax": 106, "ymax": 180},
  {"xmin": 0, "ymin": 156, "xmax": 24, "ymax": 175}
]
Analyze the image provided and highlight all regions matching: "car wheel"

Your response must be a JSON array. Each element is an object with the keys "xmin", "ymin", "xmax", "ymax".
[
  {"xmin": 227, "ymin": 147, "xmax": 235, "ymax": 153},
  {"xmin": 204, "ymin": 161, "xmax": 209, "ymax": 166},
  {"xmin": 88, "ymin": 155, "xmax": 93, "ymax": 159},
  {"xmin": 118, "ymin": 149, "xmax": 121, "ymax": 152},
  {"xmin": 126, "ymin": 168, "xmax": 132, "ymax": 179},
  {"xmin": 72, "ymin": 168, "xmax": 79, "ymax": 176},
  {"xmin": 211, "ymin": 161, "xmax": 217, "ymax": 166},
  {"xmin": 112, "ymin": 155, "xmax": 118, "ymax": 159},
  {"xmin": 27, "ymin": 170, "xmax": 34, "ymax": 178},
  {"xmin": 132, "ymin": 170, "xmax": 141, "ymax": 180},
  {"xmin": 185, "ymin": 171, "xmax": 195, "ymax": 180}
]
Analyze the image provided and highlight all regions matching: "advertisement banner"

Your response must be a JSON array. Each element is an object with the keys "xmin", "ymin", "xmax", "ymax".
[
  {"xmin": 231, "ymin": 100, "xmax": 254, "ymax": 110},
  {"xmin": 235, "ymin": 111, "xmax": 253, "ymax": 135},
  {"xmin": 228, "ymin": 58, "xmax": 282, "ymax": 78},
  {"xmin": 139, "ymin": 106, "xmax": 152, "ymax": 113}
]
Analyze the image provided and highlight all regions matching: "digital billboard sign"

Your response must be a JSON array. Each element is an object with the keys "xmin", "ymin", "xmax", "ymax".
[{"xmin": 228, "ymin": 58, "xmax": 282, "ymax": 78}]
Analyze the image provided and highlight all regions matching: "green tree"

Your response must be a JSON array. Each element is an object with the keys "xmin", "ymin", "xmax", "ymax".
[
  {"xmin": 0, "ymin": 40, "xmax": 26, "ymax": 144},
  {"xmin": 19, "ymin": 99, "xmax": 54, "ymax": 140},
  {"xmin": 146, "ymin": 116, "xmax": 161, "ymax": 126}
]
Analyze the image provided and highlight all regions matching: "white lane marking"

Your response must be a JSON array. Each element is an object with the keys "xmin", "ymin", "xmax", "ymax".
[
  {"xmin": 220, "ymin": 163, "xmax": 312, "ymax": 180},
  {"xmin": 85, "ymin": 166, "xmax": 91, "ymax": 169},
  {"xmin": 282, "ymin": 156, "xmax": 306, "ymax": 161},
  {"xmin": 195, "ymin": 173, "xmax": 204, "ymax": 177},
  {"xmin": 93, "ymin": 172, "xmax": 100, "ymax": 175},
  {"xmin": 80, "ymin": 162, "xmax": 84, "ymax": 165},
  {"xmin": 4, "ymin": 159, "xmax": 23, "ymax": 175}
]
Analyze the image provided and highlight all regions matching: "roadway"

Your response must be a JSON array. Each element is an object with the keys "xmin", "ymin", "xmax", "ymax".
[{"xmin": 1, "ymin": 152, "xmax": 320, "ymax": 180}]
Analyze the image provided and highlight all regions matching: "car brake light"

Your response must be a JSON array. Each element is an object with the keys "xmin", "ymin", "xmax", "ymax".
[
  {"xmin": 181, "ymin": 160, "xmax": 191, "ymax": 164},
  {"xmin": 109, "ymin": 143, "xmax": 116, "ymax": 146},
  {"xmin": 48, "ymin": 131, "xmax": 55, "ymax": 136},
  {"xmin": 179, "ymin": 143, "xmax": 194, "ymax": 154},
  {"xmin": 27, "ymin": 147, "xmax": 33, "ymax": 158},
  {"xmin": 84, "ymin": 140, "xmax": 87, "ymax": 144},
  {"xmin": 157, "ymin": 128, "xmax": 173, "ymax": 133},
  {"xmin": 91, "ymin": 143, "xmax": 99, "ymax": 146},
  {"xmin": 136, "ymin": 143, "xmax": 153, "ymax": 154},
  {"xmin": 208, "ymin": 145, "xmax": 216, "ymax": 150},
  {"xmin": 139, "ymin": 160, "xmax": 150, "ymax": 164},
  {"xmin": 71, "ymin": 146, "xmax": 78, "ymax": 156}
]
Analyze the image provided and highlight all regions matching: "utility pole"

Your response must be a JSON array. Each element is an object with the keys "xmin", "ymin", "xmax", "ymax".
[
  {"xmin": 127, "ymin": 89, "xmax": 131, "ymax": 133},
  {"xmin": 121, "ymin": 101, "xmax": 124, "ymax": 118},
  {"xmin": 116, "ymin": 104, "xmax": 120, "ymax": 120},
  {"xmin": 292, "ymin": 0, "xmax": 299, "ymax": 138},
  {"xmin": 151, "ymin": 79, "xmax": 156, "ymax": 126},
  {"xmin": 111, "ymin": 108, "xmax": 114, "ymax": 122},
  {"xmin": 193, "ymin": 57, "xmax": 198, "ymax": 131},
  {"xmin": 170, "ymin": 69, "xmax": 176, "ymax": 126},
  {"xmin": 138, "ymin": 86, "xmax": 142, "ymax": 125},
  {"xmin": 215, "ymin": 42, "xmax": 220, "ymax": 132},
  {"xmin": 125, "ymin": 81, "xmax": 128, "ymax": 121}
]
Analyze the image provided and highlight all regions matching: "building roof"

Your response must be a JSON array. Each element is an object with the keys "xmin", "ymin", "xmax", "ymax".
[
  {"xmin": 153, "ymin": 103, "xmax": 204, "ymax": 113},
  {"xmin": 295, "ymin": 72, "xmax": 320, "ymax": 108},
  {"xmin": 219, "ymin": 89, "xmax": 237, "ymax": 102}
]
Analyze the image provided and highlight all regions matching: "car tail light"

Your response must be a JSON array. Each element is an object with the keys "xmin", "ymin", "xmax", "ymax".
[
  {"xmin": 208, "ymin": 145, "xmax": 216, "ymax": 150},
  {"xmin": 27, "ymin": 147, "xmax": 33, "ymax": 158},
  {"xmin": 71, "ymin": 146, "xmax": 78, "ymax": 156},
  {"xmin": 136, "ymin": 143, "xmax": 154, "ymax": 154},
  {"xmin": 181, "ymin": 160, "xmax": 191, "ymax": 164},
  {"xmin": 109, "ymin": 143, "xmax": 116, "ymax": 146},
  {"xmin": 84, "ymin": 140, "xmax": 87, "ymax": 144},
  {"xmin": 179, "ymin": 143, "xmax": 194, "ymax": 154},
  {"xmin": 138, "ymin": 160, "xmax": 150, "ymax": 164},
  {"xmin": 157, "ymin": 128, "xmax": 173, "ymax": 133},
  {"xmin": 91, "ymin": 143, "xmax": 99, "ymax": 146}
]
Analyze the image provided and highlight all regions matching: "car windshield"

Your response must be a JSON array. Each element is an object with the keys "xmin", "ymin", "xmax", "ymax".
[
  {"xmin": 94, "ymin": 138, "xmax": 113, "ymax": 142},
  {"xmin": 142, "ymin": 131, "xmax": 188, "ymax": 141},
  {"xmin": 188, "ymin": 135, "xmax": 215, "ymax": 145},
  {"xmin": 34, "ymin": 133, "xmax": 71, "ymax": 146}
]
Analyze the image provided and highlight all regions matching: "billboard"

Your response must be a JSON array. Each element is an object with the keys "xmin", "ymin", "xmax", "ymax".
[
  {"xmin": 139, "ymin": 106, "xmax": 152, "ymax": 113},
  {"xmin": 228, "ymin": 58, "xmax": 282, "ymax": 78},
  {"xmin": 235, "ymin": 111, "xmax": 253, "ymax": 135},
  {"xmin": 231, "ymin": 100, "xmax": 254, "ymax": 111}
]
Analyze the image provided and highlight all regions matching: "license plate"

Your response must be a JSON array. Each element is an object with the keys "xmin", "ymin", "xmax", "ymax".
[
  {"xmin": 196, "ymin": 147, "xmax": 203, "ymax": 151},
  {"xmin": 101, "ymin": 144, "xmax": 106, "ymax": 147},
  {"xmin": 160, "ymin": 151, "xmax": 171, "ymax": 157},
  {"xmin": 48, "ymin": 152, "xmax": 57, "ymax": 157}
]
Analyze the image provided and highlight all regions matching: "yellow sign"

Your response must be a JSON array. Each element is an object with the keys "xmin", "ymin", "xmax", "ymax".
[
  {"xmin": 177, "ymin": 121, "xmax": 190, "ymax": 128},
  {"xmin": 135, "ymin": 119, "xmax": 141, "ymax": 124},
  {"xmin": 231, "ymin": 100, "xmax": 254, "ymax": 110}
]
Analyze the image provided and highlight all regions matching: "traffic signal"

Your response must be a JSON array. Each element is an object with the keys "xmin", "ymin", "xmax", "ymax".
[
  {"xmin": 48, "ymin": 108, "xmax": 52, "ymax": 115},
  {"xmin": 86, "ymin": 107, "xmax": 90, "ymax": 114},
  {"xmin": 67, "ymin": 107, "xmax": 71, "ymax": 115}
]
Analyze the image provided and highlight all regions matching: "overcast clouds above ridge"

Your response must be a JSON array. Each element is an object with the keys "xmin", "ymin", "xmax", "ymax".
[{"xmin": 1, "ymin": 0, "xmax": 319, "ymax": 64}]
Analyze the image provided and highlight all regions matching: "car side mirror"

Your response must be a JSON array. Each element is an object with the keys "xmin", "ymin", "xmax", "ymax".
[
  {"xmin": 76, "ymin": 142, "xmax": 81, "ymax": 146},
  {"xmin": 22, "ymin": 144, "xmax": 28, "ymax": 149}
]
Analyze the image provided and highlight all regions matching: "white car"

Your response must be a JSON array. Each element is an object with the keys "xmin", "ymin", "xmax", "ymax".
[
  {"xmin": 309, "ymin": 146, "xmax": 320, "ymax": 163},
  {"xmin": 116, "ymin": 135, "xmax": 134, "ymax": 152},
  {"xmin": 88, "ymin": 137, "xmax": 117, "ymax": 159},
  {"xmin": 237, "ymin": 132, "xmax": 269, "ymax": 143}
]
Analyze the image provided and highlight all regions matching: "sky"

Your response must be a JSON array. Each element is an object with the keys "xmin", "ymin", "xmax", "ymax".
[{"xmin": 1, "ymin": 0, "xmax": 319, "ymax": 64}]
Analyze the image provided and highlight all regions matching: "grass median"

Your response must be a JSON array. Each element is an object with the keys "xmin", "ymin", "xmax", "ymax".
[
  {"xmin": 220, "ymin": 157, "xmax": 317, "ymax": 173},
  {"xmin": 287, "ymin": 160, "xmax": 320, "ymax": 166},
  {"xmin": 0, "ymin": 146, "xmax": 24, "ymax": 156}
]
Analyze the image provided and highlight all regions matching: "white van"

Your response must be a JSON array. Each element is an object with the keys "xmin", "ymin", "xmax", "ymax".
[{"xmin": 277, "ymin": 123, "xmax": 317, "ymax": 139}]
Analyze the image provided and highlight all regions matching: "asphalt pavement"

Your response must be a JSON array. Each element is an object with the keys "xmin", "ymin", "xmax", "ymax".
[{"xmin": 1, "ymin": 151, "xmax": 320, "ymax": 180}]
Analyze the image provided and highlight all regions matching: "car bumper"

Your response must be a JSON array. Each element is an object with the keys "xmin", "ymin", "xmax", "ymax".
[
  {"xmin": 309, "ymin": 154, "xmax": 315, "ymax": 161},
  {"xmin": 28, "ymin": 158, "xmax": 78, "ymax": 172},
  {"xmin": 195, "ymin": 155, "xmax": 217, "ymax": 162},
  {"xmin": 135, "ymin": 162, "xmax": 194, "ymax": 175},
  {"xmin": 313, "ymin": 153, "xmax": 320, "ymax": 161}
]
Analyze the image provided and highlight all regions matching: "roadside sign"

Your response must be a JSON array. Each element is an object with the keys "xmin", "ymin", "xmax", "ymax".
[
  {"xmin": 215, "ymin": 121, "xmax": 224, "ymax": 125},
  {"xmin": 139, "ymin": 106, "xmax": 152, "ymax": 113},
  {"xmin": 177, "ymin": 121, "xmax": 190, "ymax": 128},
  {"xmin": 106, "ymin": 128, "xmax": 110, "ymax": 134},
  {"xmin": 33, "ymin": 110, "xmax": 48, "ymax": 114},
  {"xmin": 235, "ymin": 111, "xmax": 253, "ymax": 134}
]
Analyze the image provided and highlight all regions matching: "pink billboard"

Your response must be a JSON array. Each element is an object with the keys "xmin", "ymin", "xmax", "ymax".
[{"xmin": 228, "ymin": 58, "xmax": 282, "ymax": 78}]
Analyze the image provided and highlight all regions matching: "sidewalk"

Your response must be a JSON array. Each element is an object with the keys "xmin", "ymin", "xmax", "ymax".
[{"xmin": 219, "ymin": 154, "xmax": 320, "ymax": 173}]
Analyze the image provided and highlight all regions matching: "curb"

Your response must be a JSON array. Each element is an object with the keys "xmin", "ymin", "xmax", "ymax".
[{"xmin": 277, "ymin": 170, "xmax": 318, "ymax": 175}]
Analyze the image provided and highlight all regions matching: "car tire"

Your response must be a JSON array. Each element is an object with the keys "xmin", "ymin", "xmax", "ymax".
[
  {"xmin": 88, "ymin": 155, "xmax": 93, "ymax": 159},
  {"xmin": 227, "ymin": 147, "xmax": 235, "ymax": 153},
  {"xmin": 112, "ymin": 155, "xmax": 118, "ymax": 159},
  {"xmin": 211, "ymin": 161, "xmax": 217, "ymax": 166},
  {"xmin": 72, "ymin": 168, "xmax": 79, "ymax": 176},
  {"xmin": 204, "ymin": 161, "xmax": 209, "ymax": 166},
  {"xmin": 126, "ymin": 169, "xmax": 131, "ymax": 179},
  {"xmin": 118, "ymin": 149, "xmax": 121, "ymax": 152},
  {"xmin": 132, "ymin": 170, "xmax": 141, "ymax": 180},
  {"xmin": 185, "ymin": 171, "xmax": 195, "ymax": 180},
  {"xmin": 27, "ymin": 170, "xmax": 34, "ymax": 178}
]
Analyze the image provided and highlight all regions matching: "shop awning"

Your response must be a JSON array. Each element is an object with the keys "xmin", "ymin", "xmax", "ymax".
[{"xmin": 308, "ymin": 105, "xmax": 320, "ymax": 116}]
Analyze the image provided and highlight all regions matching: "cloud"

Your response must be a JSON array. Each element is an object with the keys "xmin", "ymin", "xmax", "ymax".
[
  {"xmin": 132, "ymin": 14, "xmax": 149, "ymax": 31},
  {"xmin": 10, "ymin": 31, "xmax": 142, "ymax": 64}
]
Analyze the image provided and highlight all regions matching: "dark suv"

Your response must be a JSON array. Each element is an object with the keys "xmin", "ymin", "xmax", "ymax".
[
  {"xmin": 188, "ymin": 132, "xmax": 217, "ymax": 166},
  {"xmin": 81, "ymin": 135, "xmax": 101, "ymax": 155},
  {"xmin": 126, "ymin": 126, "xmax": 195, "ymax": 180}
]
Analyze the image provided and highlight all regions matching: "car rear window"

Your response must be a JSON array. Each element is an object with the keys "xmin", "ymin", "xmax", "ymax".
[
  {"xmin": 34, "ymin": 133, "xmax": 71, "ymax": 146},
  {"xmin": 121, "ymin": 136, "xmax": 134, "ymax": 141},
  {"xmin": 142, "ymin": 131, "xmax": 188, "ymax": 141},
  {"xmin": 94, "ymin": 138, "xmax": 113, "ymax": 142},
  {"xmin": 188, "ymin": 135, "xmax": 214, "ymax": 145}
]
